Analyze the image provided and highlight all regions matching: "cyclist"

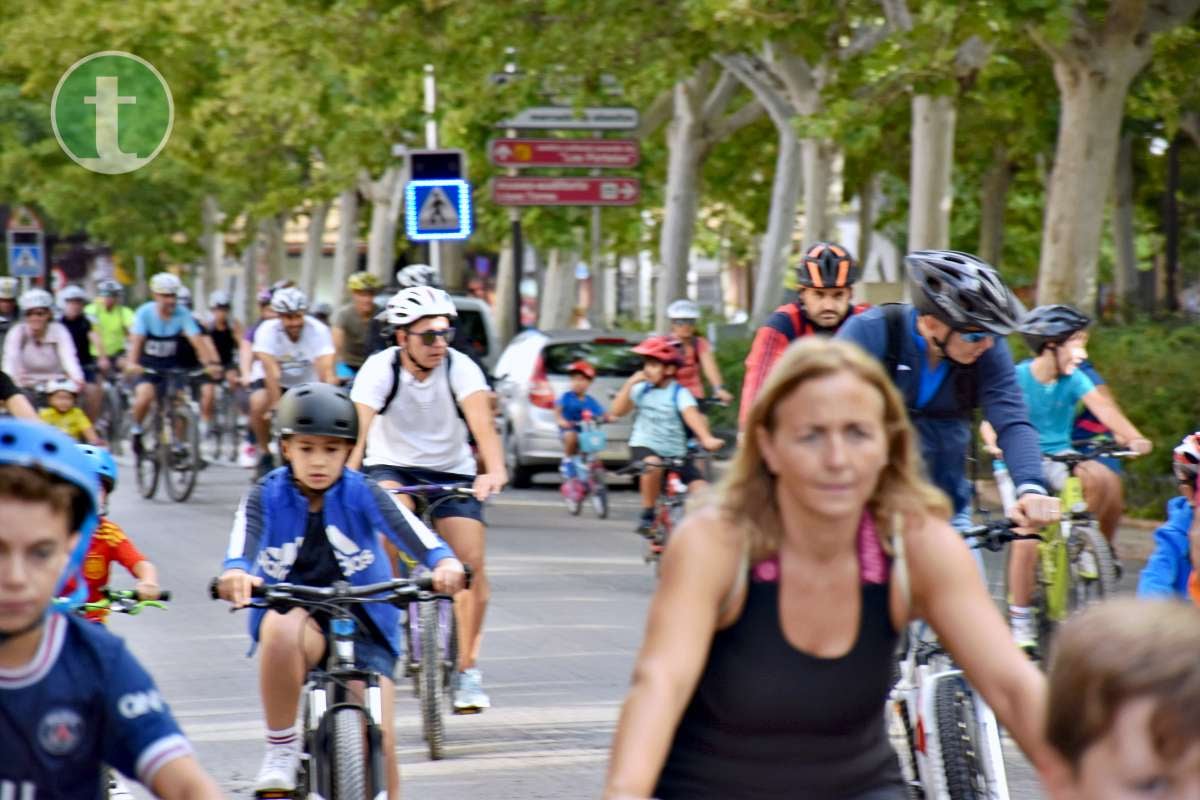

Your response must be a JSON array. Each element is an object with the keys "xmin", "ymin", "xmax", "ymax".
[
  {"xmin": 238, "ymin": 287, "xmax": 279, "ymax": 467},
  {"xmin": 126, "ymin": 273, "xmax": 222, "ymax": 448},
  {"xmin": 59, "ymin": 284, "xmax": 104, "ymax": 421},
  {"xmin": 85, "ymin": 279, "xmax": 135, "ymax": 375},
  {"xmin": 312, "ymin": 301, "xmax": 333, "ymax": 326},
  {"xmin": 0, "ymin": 276, "xmax": 18, "ymax": 351},
  {"xmin": 39, "ymin": 378, "xmax": 102, "ymax": 445},
  {"xmin": 608, "ymin": 335, "xmax": 724, "ymax": 536},
  {"xmin": 666, "ymin": 299, "xmax": 734, "ymax": 405},
  {"xmin": 739, "ymin": 241, "xmax": 869, "ymax": 430},
  {"xmin": 216, "ymin": 383, "xmax": 465, "ymax": 796},
  {"xmin": 332, "ymin": 271, "xmax": 384, "ymax": 382},
  {"xmin": 555, "ymin": 359, "xmax": 610, "ymax": 479},
  {"xmin": 0, "ymin": 369, "xmax": 37, "ymax": 419},
  {"xmin": 1134, "ymin": 433, "xmax": 1198, "ymax": 599},
  {"xmin": 0, "ymin": 419, "xmax": 220, "ymax": 798},
  {"xmin": 206, "ymin": 288, "xmax": 242, "ymax": 394},
  {"xmin": 606, "ymin": 338, "xmax": 1053, "ymax": 799},
  {"xmin": 2, "ymin": 288, "xmax": 84, "ymax": 394},
  {"xmin": 398, "ymin": 263, "xmax": 440, "ymax": 290},
  {"xmin": 347, "ymin": 286, "xmax": 505, "ymax": 714},
  {"xmin": 836, "ymin": 249, "xmax": 1060, "ymax": 531}
]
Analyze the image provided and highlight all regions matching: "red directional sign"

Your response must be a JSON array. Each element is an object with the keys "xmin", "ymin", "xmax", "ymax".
[
  {"xmin": 492, "ymin": 177, "xmax": 641, "ymax": 207},
  {"xmin": 489, "ymin": 138, "xmax": 640, "ymax": 169}
]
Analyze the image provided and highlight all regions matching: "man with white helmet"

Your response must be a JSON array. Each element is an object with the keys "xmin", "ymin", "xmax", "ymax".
[
  {"xmin": 665, "ymin": 298, "xmax": 733, "ymax": 404},
  {"xmin": 85, "ymin": 278, "xmax": 134, "ymax": 375},
  {"xmin": 349, "ymin": 285, "xmax": 505, "ymax": 714},
  {"xmin": 58, "ymin": 285, "xmax": 104, "ymax": 422},
  {"xmin": 3, "ymin": 288, "xmax": 84, "ymax": 394},
  {"xmin": 0, "ymin": 276, "xmax": 19, "ymax": 352},
  {"xmin": 249, "ymin": 286, "xmax": 336, "ymax": 477},
  {"xmin": 332, "ymin": 271, "xmax": 384, "ymax": 382},
  {"xmin": 126, "ymin": 273, "xmax": 222, "ymax": 447}
]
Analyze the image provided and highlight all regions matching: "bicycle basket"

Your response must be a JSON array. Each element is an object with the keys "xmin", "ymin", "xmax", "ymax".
[{"xmin": 579, "ymin": 429, "xmax": 607, "ymax": 454}]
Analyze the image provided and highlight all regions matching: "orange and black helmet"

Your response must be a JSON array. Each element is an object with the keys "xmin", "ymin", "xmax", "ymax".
[{"xmin": 795, "ymin": 242, "xmax": 860, "ymax": 289}]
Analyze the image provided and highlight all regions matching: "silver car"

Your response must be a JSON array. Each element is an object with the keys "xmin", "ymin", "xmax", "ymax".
[{"xmin": 494, "ymin": 329, "xmax": 647, "ymax": 487}]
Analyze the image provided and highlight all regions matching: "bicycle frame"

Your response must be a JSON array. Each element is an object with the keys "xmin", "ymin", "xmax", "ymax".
[{"xmin": 1038, "ymin": 473, "xmax": 1084, "ymax": 625}]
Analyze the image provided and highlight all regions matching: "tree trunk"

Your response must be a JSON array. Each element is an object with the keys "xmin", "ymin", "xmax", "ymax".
[
  {"xmin": 657, "ymin": 80, "xmax": 705, "ymax": 330},
  {"xmin": 800, "ymin": 137, "xmax": 835, "ymax": 244},
  {"xmin": 1036, "ymin": 45, "xmax": 1149, "ymax": 305},
  {"xmin": 751, "ymin": 133, "xmax": 802, "ymax": 325},
  {"xmin": 299, "ymin": 200, "xmax": 331, "ymax": 301},
  {"xmin": 978, "ymin": 145, "xmax": 1011, "ymax": 267},
  {"xmin": 1111, "ymin": 132, "xmax": 1138, "ymax": 315},
  {"xmin": 908, "ymin": 94, "xmax": 957, "ymax": 251},
  {"xmin": 361, "ymin": 167, "xmax": 403, "ymax": 284},
  {"xmin": 201, "ymin": 195, "xmax": 225, "ymax": 300},
  {"xmin": 331, "ymin": 188, "xmax": 359, "ymax": 305},
  {"xmin": 494, "ymin": 245, "xmax": 517, "ymax": 346},
  {"xmin": 237, "ymin": 221, "xmax": 258, "ymax": 324},
  {"xmin": 538, "ymin": 249, "xmax": 574, "ymax": 330},
  {"xmin": 1163, "ymin": 135, "xmax": 1180, "ymax": 312},
  {"xmin": 856, "ymin": 174, "xmax": 878, "ymax": 272},
  {"xmin": 261, "ymin": 214, "xmax": 287, "ymax": 286}
]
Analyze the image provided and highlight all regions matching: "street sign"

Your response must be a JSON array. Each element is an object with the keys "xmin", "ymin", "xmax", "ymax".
[
  {"xmin": 496, "ymin": 106, "xmax": 639, "ymax": 131},
  {"xmin": 6, "ymin": 205, "xmax": 45, "ymax": 279},
  {"xmin": 492, "ymin": 177, "xmax": 641, "ymax": 207},
  {"xmin": 405, "ymin": 179, "xmax": 472, "ymax": 241},
  {"xmin": 10, "ymin": 245, "xmax": 42, "ymax": 278},
  {"xmin": 408, "ymin": 148, "xmax": 465, "ymax": 180},
  {"xmin": 489, "ymin": 138, "xmax": 639, "ymax": 169}
]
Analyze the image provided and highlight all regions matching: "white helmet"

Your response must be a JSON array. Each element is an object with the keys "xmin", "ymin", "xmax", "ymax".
[
  {"xmin": 397, "ymin": 263, "xmax": 441, "ymax": 289},
  {"xmin": 383, "ymin": 287, "xmax": 457, "ymax": 327},
  {"xmin": 0, "ymin": 277, "xmax": 19, "ymax": 300},
  {"xmin": 270, "ymin": 286, "xmax": 309, "ymax": 314},
  {"xmin": 177, "ymin": 286, "xmax": 192, "ymax": 307},
  {"xmin": 18, "ymin": 288, "xmax": 54, "ymax": 312},
  {"xmin": 59, "ymin": 285, "xmax": 88, "ymax": 303},
  {"xmin": 46, "ymin": 378, "xmax": 79, "ymax": 396},
  {"xmin": 149, "ymin": 273, "xmax": 182, "ymax": 295},
  {"xmin": 667, "ymin": 299, "xmax": 701, "ymax": 320},
  {"xmin": 208, "ymin": 289, "xmax": 231, "ymax": 308}
]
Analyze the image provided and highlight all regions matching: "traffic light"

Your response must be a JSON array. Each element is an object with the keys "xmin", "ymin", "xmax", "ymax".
[{"xmin": 408, "ymin": 149, "xmax": 465, "ymax": 180}]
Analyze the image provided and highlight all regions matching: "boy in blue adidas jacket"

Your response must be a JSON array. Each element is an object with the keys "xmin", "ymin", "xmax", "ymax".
[
  {"xmin": 1137, "ymin": 433, "xmax": 1199, "ymax": 598},
  {"xmin": 216, "ymin": 383, "xmax": 465, "ymax": 798}
]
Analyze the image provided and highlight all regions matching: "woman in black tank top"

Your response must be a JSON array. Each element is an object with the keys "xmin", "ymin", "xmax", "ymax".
[{"xmin": 605, "ymin": 338, "xmax": 1055, "ymax": 800}]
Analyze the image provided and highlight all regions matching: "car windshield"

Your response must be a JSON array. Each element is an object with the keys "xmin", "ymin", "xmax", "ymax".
[
  {"xmin": 452, "ymin": 308, "xmax": 489, "ymax": 359},
  {"xmin": 543, "ymin": 341, "xmax": 642, "ymax": 377}
]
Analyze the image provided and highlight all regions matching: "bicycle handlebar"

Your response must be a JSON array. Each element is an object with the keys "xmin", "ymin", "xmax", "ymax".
[
  {"xmin": 207, "ymin": 575, "xmax": 435, "ymax": 603},
  {"xmin": 389, "ymin": 483, "xmax": 476, "ymax": 498},
  {"xmin": 77, "ymin": 587, "xmax": 172, "ymax": 615},
  {"xmin": 959, "ymin": 519, "xmax": 1043, "ymax": 552},
  {"xmin": 615, "ymin": 454, "xmax": 712, "ymax": 476}
]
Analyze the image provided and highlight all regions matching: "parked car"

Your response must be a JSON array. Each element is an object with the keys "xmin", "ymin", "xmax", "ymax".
[
  {"xmin": 450, "ymin": 295, "xmax": 499, "ymax": 375},
  {"xmin": 494, "ymin": 329, "xmax": 647, "ymax": 487}
]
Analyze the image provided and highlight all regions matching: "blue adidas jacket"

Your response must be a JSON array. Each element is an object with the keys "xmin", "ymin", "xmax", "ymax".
[
  {"xmin": 223, "ymin": 466, "xmax": 455, "ymax": 654},
  {"xmin": 837, "ymin": 305, "xmax": 1046, "ymax": 514},
  {"xmin": 1137, "ymin": 496, "xmax": 1194, "ymax": 598}
]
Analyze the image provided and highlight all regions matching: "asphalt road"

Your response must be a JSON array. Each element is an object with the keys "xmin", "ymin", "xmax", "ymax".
[{"xmin": 104, "ymin": 459, "xmax": 1147, "ymax": 799}]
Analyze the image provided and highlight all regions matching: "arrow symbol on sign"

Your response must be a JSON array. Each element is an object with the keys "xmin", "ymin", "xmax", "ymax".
[{"xmin": 619, "ymin": 183, "xmax": 636, "ymax": 199}]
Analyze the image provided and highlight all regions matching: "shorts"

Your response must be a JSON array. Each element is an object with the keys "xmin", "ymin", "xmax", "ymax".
[
  {"xmin": 81, "ymin": 364, "xmax": 98, "ymax": 384},
  {"xmin": 249, "ymin": 379, "xmax": 266, "ymax": 392},
  {"xmin": 269, "ymin": 606, "xmax": 397, "ymax": 676},
  {"xmin": 559, "ymin": 423, "xmax": 582, "ymax": 436},
  {"xmin": 630, "ymin": 446, "xmax": 704, "ymax": 485},
  {"xmin": 364, "ymin": 464, "xmax": 484, "ymax": 523}
]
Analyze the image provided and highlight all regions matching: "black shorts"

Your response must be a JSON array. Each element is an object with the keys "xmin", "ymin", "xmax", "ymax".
[
  {"xmin": 630, "ymin": 446, "xmax": 704, "ymax": 485},
  {"xmin": 364, "ymin": 464, "xmax": 484, "ymax": 524}
]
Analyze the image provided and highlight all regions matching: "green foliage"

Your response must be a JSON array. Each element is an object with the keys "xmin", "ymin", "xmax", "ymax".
[{"xmin": 710, "ymin": 333, "xmax": 751, "ymax": 432}]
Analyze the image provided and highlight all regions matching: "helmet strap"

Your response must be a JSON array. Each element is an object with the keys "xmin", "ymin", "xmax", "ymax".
[{"xmin": 400, "ymin": 340, "xmax": 437, "ymax": 375}]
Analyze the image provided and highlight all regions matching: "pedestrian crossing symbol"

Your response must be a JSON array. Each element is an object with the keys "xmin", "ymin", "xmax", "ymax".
[
  {"xmin": 9, "ymin": 245, "xmax": 42, "ymax": 277},
  {"xmin": 406, "ymin": 179, "xmax": 472, "ymax": 241}
]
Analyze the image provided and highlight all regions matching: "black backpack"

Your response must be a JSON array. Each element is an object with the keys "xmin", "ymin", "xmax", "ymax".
[
  {"xmin": 879, "ymin": 303, "xmax": 978, "ymax": 420},
  {"xmin": 377, "ymin": 347, "xmax": 468, "ymax": 432}
]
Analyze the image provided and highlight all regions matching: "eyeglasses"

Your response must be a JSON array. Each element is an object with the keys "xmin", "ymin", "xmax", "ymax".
[
  {"xmin": 669, "ymin": 319, "xmax": 694, "ymax": 326},
  {"xmin": 957, "ymin": 330, "xmax": 995, "ymax": 344},
  {"xmin": 408, "ymin": 327, "xmax": 456, "ymax": 346}
]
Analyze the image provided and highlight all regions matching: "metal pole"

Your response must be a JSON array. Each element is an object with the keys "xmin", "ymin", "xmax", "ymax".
[{"xmin": 424, "ymin": 64, "xmax": 442, "ymax": 281}]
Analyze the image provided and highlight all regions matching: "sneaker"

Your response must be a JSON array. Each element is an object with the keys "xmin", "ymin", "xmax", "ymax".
[
  {"xmin": 559, "ymin": 458, "xmax": 576, "ymax": 480},
  {"xmin": 239, "ymin": 442, "xmax": 259, "ymax": 468},
  {"xmin": 1011, "ymin": 614, "xmax": 1037, "ymax": 652},
  {"xmin": 453, "ymin": 667, "xmax": 491, "ymax": 714},
  {"xmin": 255, "ymin": 452, "xmax": 276, "ymax": 480},
  {"xmin": 1077, "ymin": 549, "xmax": 1099, "ymax": 580},
  {"xmin": 254, "ymin": 746, "xmax": 300, "ymax": 792},
  {"xmin": 635, "ymin": 513, "xmax": 655, "ymax": 538}
]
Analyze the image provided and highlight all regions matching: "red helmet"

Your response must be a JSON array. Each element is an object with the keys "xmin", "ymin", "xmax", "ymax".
[
  {"xmin": 631, "ymin": 335, "xmax": 682, "ymax": 366},
  {"xmin": 566, "ymin": 359, "xmax": 596, "ymax": 379}
]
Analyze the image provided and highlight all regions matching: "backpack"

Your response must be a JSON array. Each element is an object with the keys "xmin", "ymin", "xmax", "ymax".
[
  {"xmin": 634, "ymin": 380, "xmax": 690, "ymax": 436},
  {"xmin": 377, "ymin": 347, "xmax": 469, "ymax": 429},
  {"xmin": 775, "ymin": 301, "xmax": 871, "ymax": 341},
  {"xmin": 878, "ymin": 303, "xmax": 977, "ymax": 419}
]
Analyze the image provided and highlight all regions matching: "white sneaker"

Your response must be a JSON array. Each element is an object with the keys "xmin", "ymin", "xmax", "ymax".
[
  {"xmin": 1077, "ymin": 549, "xmax": 1099, "ymax": 579},
  {"xmin": 254, "ymin": 745, "xmax": 300, "ymax": 792},
  {"xmin": 238, "ymin": 442, "xmax": 258, "ymax": 468},
  {"xmin": 453, "ymin": 667, "xmax": 491, "ymax": 714},
  {"xmin": 1011, "ymin": 615, "xmax": 1037, "ymax": 652}
]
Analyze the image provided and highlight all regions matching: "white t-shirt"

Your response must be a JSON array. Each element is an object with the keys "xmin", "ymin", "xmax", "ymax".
[
  {"xmin": 251, "ymin": 317, "xmax": 335, "ymax": 387},
  {"xmin": 350, "ymin": 346, "xmax": 488, "ymax": 475}
]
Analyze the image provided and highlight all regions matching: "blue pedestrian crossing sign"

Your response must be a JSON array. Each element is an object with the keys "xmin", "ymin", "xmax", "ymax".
[
  {"xmin": 9, "ymin": 244, "xmax": 42, "ymax": 278},
  {"xmin": 406, "ymin": 179, "xmax": 472, "ymax": 241}
]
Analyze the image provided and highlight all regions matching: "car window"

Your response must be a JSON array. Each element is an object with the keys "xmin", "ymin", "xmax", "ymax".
[
  {"xmin": 452, "ymin": 308, "xmax": 489, "ymax": 359},
  {"xmin": 543, "ymin": 341, "xmax": 641, "ymax": 377}
]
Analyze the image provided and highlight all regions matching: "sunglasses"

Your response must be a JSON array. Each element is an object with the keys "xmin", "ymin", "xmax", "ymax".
[
  {"xmin": 408, "ymin": 327, "xmax": 456, "ymax": 346},
  {"xmin": 25, "ymin": 309, "xmax": 50, "ymax": 318},
  {"xmin": 669, "ymin": 319, "xmax": 695, "ymax": 326},
  {"xmin": 957, "ymin": 330, "xmax": 995, "ymax": 344}
]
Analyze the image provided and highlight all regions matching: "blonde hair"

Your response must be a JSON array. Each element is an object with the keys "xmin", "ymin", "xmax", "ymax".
[{"xmin": 715, "ymin": 337, "xmax": 950, "ymax": 562}]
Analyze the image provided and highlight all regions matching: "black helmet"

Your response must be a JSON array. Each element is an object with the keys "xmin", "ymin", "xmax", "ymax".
[
  {"xmin": 907, "ymin": 250, "xmax": 1023, "ymax": 335},
  {"xmin": 275, "ymin": 383, "xmax": 358, "ymax": 441},
  {"xmin": 795, "ymin": 242, "xmax": 860, "ymax": 289},
  {"xmin": 1019, "ymin": 304, "xmax": 1090, "ymax": 354}
]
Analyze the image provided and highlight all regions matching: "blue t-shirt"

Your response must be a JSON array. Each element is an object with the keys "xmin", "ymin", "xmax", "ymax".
[
  {"xmin": 0, "ymin": 613, "xmax": 192, "ymax": 797},
  {"xmin": 1015, "ymin": 360, "xmax": 1095, "ymax": 454},
  {"xmin": 558, "ymin": 391, "xmax": 604, "ymax": 424},
  {"xmin": 131, "ymin": 302, "xmax": 200, "ymax": 339},
  {"xmin": 629, "ymin": 380, "xmax": 697, "ymax": 458}
]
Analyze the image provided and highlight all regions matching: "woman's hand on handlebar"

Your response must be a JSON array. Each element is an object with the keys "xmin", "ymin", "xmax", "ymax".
[
  {"xmin": 473, "ymin": 471, "xmax": 506, "ymax": 502},
  {"xmin": 713, "ymin": 386, "xmax": 734, "ymax": 405},
  {"xmin": 431, "ymin": 557, "xmax": 467, "ymax": 595},
  {"xmin": 1010, "ymin": 493, "xmax": 1061, "ymax": 529},
  {"xmin": 217, "ymin": 568, "xmax": 262, "ymax": 608}
]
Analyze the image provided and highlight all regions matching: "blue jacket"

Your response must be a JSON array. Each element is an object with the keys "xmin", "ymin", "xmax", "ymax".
[
  {"xmin": 1137, "ymin": 496, "xmax": 1194, "ymax": 598},
  {"xmin": 837, "ymin": 305, "xmax": 1046, "ymax": 513},
  {"xmin": 223, "ymin": 466, "xmax": 455, "ymax": 654}
]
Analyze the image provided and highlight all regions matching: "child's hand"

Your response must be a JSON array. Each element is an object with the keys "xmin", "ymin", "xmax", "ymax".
[
  {"xmin": 217, "ymin": 569, "xmax": 262, "ymax": 608},
  {"xmin": 1127, "ymin": 437, "xmax": 1153, "ymax": 455},
  {"xmin": 135, "ymin": 580, "xmax": 161, "ymax": 601},
  {"xmin": 558, "ymin": 420, "xmax": 574, "ymax": 430},
  {"xmin": 714, "ymin": 387, "xmax": 734, "ymax": 405},
  {"xmin": 701, "ymin": 435, "xmax": 725, "ymax": 452},
  {"xmin": 627, "ymin": 370, "xmax": 646, "ymax": 385},
  {"xmin": 984, "ymin": 443, "xmax": 1003, "ymax": 457},
  {"xmin": 431, "ymin": 557, "xmax": 467, "ymax": 595}
]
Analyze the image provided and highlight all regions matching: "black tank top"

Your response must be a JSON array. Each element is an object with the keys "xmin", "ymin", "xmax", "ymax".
[
  {"xmin": 655, "ymin": 571, "xmax": 903, "ymax": 799},
  {"xmin": 210, "ymin": 323, "xmax": 236, "ymax": 367}
]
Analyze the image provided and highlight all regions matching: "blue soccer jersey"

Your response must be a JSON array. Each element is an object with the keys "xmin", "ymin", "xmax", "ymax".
[{"xmin": 0, "ymin": 612, "xmax": 192, "ymax": 798}]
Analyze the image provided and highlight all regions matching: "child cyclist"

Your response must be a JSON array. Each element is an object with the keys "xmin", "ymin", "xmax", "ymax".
[
  {"xmin": 216, "ymin": 382, "xmax": 466, "ymax": 797},
  {"xmin": 555, "ymin": 359, "xmax": 611, "ymax": 479},
  {"xmin": 39, "ymin": 378, "xmax": 103, "ymax": 445},
  {"xmin": 1136, "ymin": 433, "xmax": 1199, "ymax": 599},
  {"xmin": 0, "ymin": 419, "xmax": 219, "ymax": 798},
  {"xmin": 983, "ymin": 304, "xmax": 1151, "ymax": 649},
  {"xmin": 608, "ymin": 336, "xmax": 724, "ymax": 535}
]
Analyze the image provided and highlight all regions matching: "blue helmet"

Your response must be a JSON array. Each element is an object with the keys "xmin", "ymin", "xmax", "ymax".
[{"xmin": 78, "ymin": 444, "xmax": 118, "ymax": 491}]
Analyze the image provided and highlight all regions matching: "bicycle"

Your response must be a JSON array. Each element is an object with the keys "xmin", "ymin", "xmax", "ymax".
[
  {"xmin": 559, "ymin": 411, "xmax": 609, "ymax": 519},
  {"xmin": 616, "ymin": 453, "xmax": 709, "ymax": 576},
  {"xmin": 133, "ymin": 367, "xmax": 204, "ymax": 502},
  {"xmin": 389, "ymin": 483, "xmax": 477, "ymax": 760},
  {"xmin": 208, "ymin": 575, "xmax": 441, "ymax": 800},
  {"xmin": 888, "ymin": 520, "xmax": 1040, "ymax": 800},
  {"xmin": 204, "ymin": 377, "xmax": 241, "ymax": 463},
  {"xmin": 96, "ymin": 368, "xmax": 131, "ymax": 456}
]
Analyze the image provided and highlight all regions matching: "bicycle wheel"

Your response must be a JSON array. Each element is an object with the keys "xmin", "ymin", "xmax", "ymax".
[
  {"xmin": 135, "ymin": 414, "xmax": 160, "ymax": 500},
  {"xmin": 100, "ymin": 384, "xmax": 126, "ymax": 455},
  {"xmin": 591, "ymin": 467, "xmax": 609, "ymax": 518},
  {"xmin": 330, "ymin": 707, "xmax": 368, "ymax": 800},
  {"xmin": 935, "ymin": 675, "xmax": 987, "ymax": 800},
  {"xmin": 563, "ymin": 479, "xmax": 583, "ymax": 516},
  {"xmin": 419, "ymin": 600, "xmax": 446, "ymax": 759},
  {"xmin": 1071, "ymin": 524, "xmax": 1118, "ymax": 609},
  {"xmin": 164, "ymin": 404, "xmax": 200, "ymax": 502},
  {"xmin": 222, "ymin": 387, "xmax": 241, "ymax": 462},
  {"xmin": 441, "ymin": 600, "xmax": 459, "ymax": 713},
  {"xmin": 404, "ymin": 606, "xmax": 421, "ymax": 698}
]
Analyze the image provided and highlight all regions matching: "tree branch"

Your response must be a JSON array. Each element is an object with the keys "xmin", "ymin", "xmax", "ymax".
[
  {"xmin": 842, "ymin": 21, "xmax": 890, "ymax": 58},
  {"xmin": 703, "ymin": 99, "xmax": 765, "ymax": 149},
  {"xmin": 879, "ymin": 0, "xmax": 913, "ymax": 32},
  {"xmin": 635, "ymin": 88, "xmax": 673, "ymax": 139},
  {"xmin": 954, "ymin": 35, "xmax": 992, "ymax": 78},
  {"xmin": 762, "ymin": 40, "xmax": 822, "ymax": 114},
  {"xmin": 1140, "ymin": 0, "xmax": 1200, "ymax": 34},
  {"xmin": 700, "ymin": 67, "xmax": 740, "ymax": 123},
  {"xmin": 1181, "ymin": 110, "xmax": 1200, "ymax": 149},
  {"xmin": 714, "ymin": 53, "xmax": 796, "ymax": 127},
  {"xmin": 1028, "ymin": 24, "xmax": 1076, "ymax": 66}
]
